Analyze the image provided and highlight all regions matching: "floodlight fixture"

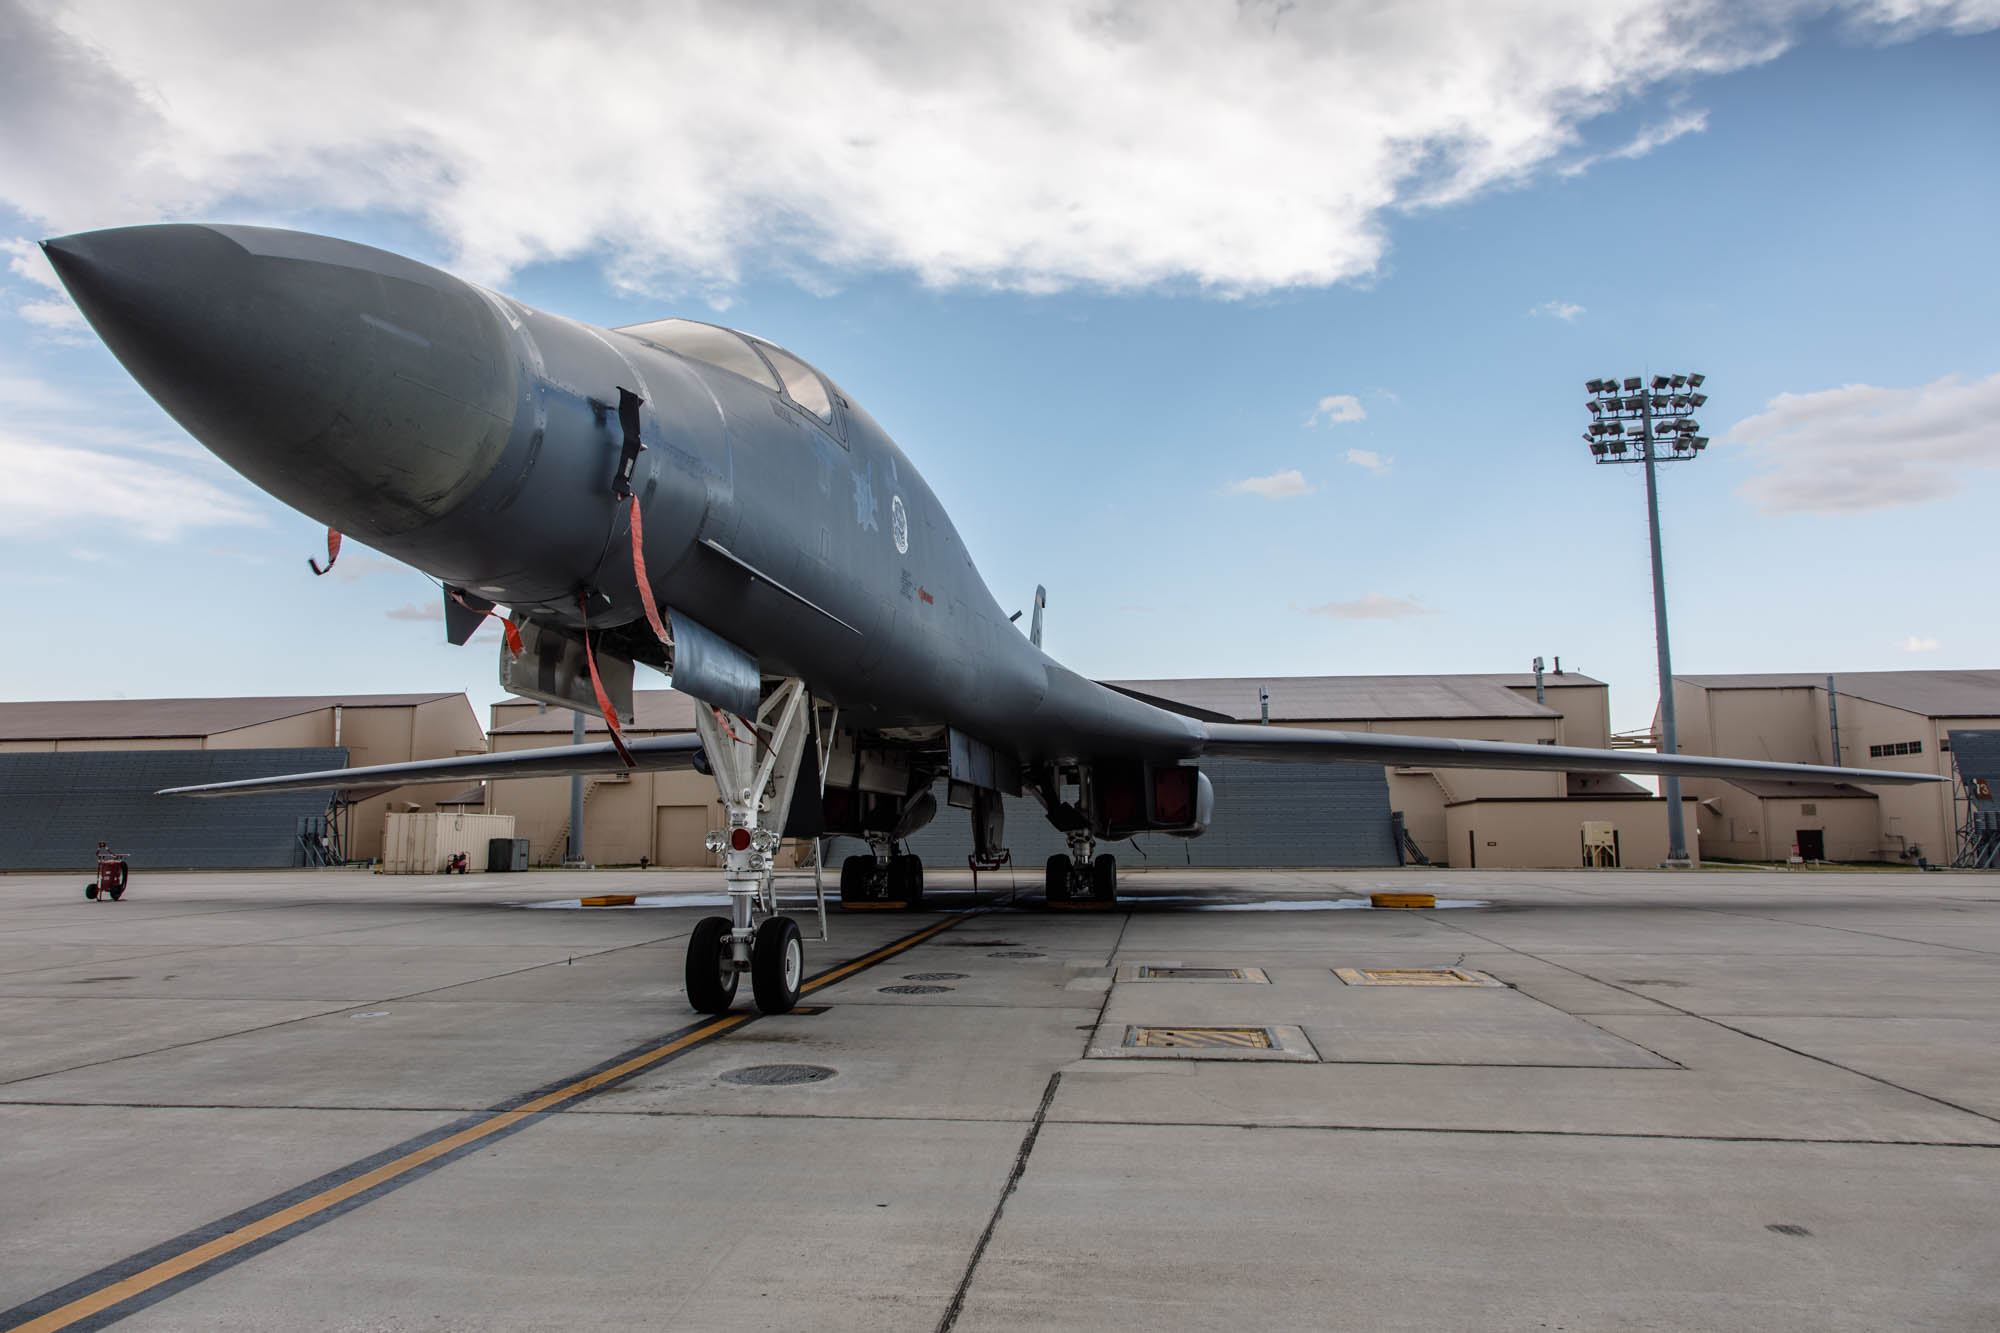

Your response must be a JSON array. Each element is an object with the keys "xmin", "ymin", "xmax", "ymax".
[{"xmin": 1574, "ymin": 370, "xmax": 1714, "ymax": 865}]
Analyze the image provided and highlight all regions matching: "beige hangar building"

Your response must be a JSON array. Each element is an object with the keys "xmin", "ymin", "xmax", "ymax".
[
  {"xmin": 11, "ymin": 668, "xmax": 1987, "ymax": 873},
  {"xmin": 485, "ymin": 670, "xmax": 1702, "ymax": 870},
  {"xmin": 485, "ymin": 694, "xmax": 728, "ymax": 868},
  {"xmin": 1670, "ymin": 670, "xmax": 2000, "ymax": 865},
  {"xmin": 0, "ymin": 694, "xmax": 487, "ymax": 865}
]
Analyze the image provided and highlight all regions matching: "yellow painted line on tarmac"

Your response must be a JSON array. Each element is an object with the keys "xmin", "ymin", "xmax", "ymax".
[
  {"xmin": 800, "ymin": 912, "xmax": 969, "ymax": 994},
  {"xmin": 10, "ymin": 909, "xmax": 971, "ymax": 1333},
  {"xmin": 9, "ymin": 1014, "xmax": 747, "ymax": 1333}
]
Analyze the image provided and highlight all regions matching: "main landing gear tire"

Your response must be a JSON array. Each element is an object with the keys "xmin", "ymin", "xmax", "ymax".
[
  {"xmin": 1092, "ymin": 853, "xmax": 1117, "ymax": 902},
  {"xmin": 685, "ymin": 915, "xmax": 739, "ymax": 1014},
  {"xmin": 751, "ymin": 916, "xmax": 804, "ymax": 1014},
  {"xmin": 889, "ymin": 854, "xmax": 925, "ymax": 907},
  {"xmin": 1045, "ymin": 854, "xmax": 1072, "ymax": 903},
  {"xmin": 839, "ymin": 854, "xmax": 871, "ymax": 902}
]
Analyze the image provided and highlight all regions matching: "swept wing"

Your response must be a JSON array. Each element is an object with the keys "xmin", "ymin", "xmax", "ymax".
[
  {"xmin": 159, "ymin": 734, "xmax": 704, "ymax": 797},
  {"xmin": 1196, "ymin": 722, "xmax": 1944, "ymax": 785}
]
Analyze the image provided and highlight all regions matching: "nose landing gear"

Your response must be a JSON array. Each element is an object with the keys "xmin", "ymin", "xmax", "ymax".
[{"xmin": 685, "ymin": 679, "xmax": 816, "ymax": 1015}]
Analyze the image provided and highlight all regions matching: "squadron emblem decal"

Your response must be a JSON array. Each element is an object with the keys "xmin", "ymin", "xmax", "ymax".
[{"xmin": 890, "ymin": 494, "xmax": 909, "ymax": 555}]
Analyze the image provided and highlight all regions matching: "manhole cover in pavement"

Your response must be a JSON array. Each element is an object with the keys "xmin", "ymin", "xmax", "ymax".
[
  {"xmin": 902, "ymin": 972, "xmax": 968, "ymax": 981},
  {"xmin": 989, "ymin": 951, "xmax": 1043, "ymax": 958},
  {"xmin": 879, "ymin": 984, "xmax": 954, "ymax": 994},
  {"xmin": 720, "ymin": 1064, "xmax": 837, "ymax": 1086}
]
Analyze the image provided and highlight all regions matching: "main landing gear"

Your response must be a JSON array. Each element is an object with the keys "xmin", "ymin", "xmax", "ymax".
[
  {"xmin": 683, "ymin": 679, "xmax": 816, "ymax": 1016},
  {"xmin": 839, "ymin": 835, "xmax": 925, "ymax": 907},
  {"xmin": 1045, "ymin": 830, "xmax": 1116, "ymax": 904}
]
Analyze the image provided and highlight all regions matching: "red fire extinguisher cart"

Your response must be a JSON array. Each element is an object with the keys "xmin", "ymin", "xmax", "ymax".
[{"xmin": 85, "ymin": 842, "xmax": 129, "ymax": 901}]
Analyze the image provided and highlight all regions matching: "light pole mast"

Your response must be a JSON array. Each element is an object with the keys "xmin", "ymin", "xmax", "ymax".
[{"xmin": 1583, "ymin": 373, "xmax": 1710, "ymax": 865}]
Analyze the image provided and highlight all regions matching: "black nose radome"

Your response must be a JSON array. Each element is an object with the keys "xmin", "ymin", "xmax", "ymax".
[{"xmin": 45, "ymin": 223, "xmax": 518, "ymax": 539}]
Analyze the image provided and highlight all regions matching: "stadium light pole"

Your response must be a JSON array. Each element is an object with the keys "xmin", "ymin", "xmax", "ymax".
[{"xmin": 1582, "ymin": 373, "xmax": 1710, "ymax": 865}]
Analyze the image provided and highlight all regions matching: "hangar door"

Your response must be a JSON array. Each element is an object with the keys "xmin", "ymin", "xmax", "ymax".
[
  {"xmin": 0, "ymin": 748, "xmax": 348, "ymax": 870},
  {"xmin": 891, "ymin": 758, "xmax": 1395, "ymax": 869},
  {"xmin": 654, "ymin": 805, "xmax": 716, "ymax": 867}
]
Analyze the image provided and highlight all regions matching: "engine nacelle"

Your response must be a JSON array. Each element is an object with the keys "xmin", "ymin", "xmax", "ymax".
[
  {"xmin": 1094, "ymin": 762, "xmax": 1211, "ymax": 839},
  {"xmin": 1161, "ymin": 770, "xmax": 1213, "ymax": 839}
]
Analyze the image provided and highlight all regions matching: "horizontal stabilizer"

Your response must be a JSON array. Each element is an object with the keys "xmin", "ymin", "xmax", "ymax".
[
  {"xmin": 1197, "ymin": 722, "xmax": 1947, "ymax": 786},
  {"xmin": 159, "ymin": 734, "xmax": 704, "ymax": 797}
]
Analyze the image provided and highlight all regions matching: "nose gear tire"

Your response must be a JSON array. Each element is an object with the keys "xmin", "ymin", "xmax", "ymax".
[
  {"xmin": 752, "ymin": 916, "xmax": 804, "ymax": 1013},
  {"xmin": 685, "ymin": 915, "xmax": 739, "ymax": 1013}
]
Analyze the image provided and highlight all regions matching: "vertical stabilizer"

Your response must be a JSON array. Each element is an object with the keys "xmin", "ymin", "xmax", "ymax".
[{"xmin": 1029, "ymin": 585, "xmax": 1046, "ymax": 649}]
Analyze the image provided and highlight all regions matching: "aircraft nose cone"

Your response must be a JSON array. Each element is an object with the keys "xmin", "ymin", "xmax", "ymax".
[{"xmin": 44, "ymin": 224, "xmax": 517, "ymax": 539}]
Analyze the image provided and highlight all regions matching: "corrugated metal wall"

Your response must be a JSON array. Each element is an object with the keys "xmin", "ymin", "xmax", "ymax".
[
  {"xmin": 876, "ymin": 759, "xmax": 1396, "ymax": 869},
  {"xmin": 0, "ymin": 749, "xmax": 348, "ymax": 871}
]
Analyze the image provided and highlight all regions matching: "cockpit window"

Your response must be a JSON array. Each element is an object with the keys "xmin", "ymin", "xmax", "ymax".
[
  {"xmin": 755, "ymin": 342, "xmax": 835, "ymax": 423},
  {"xmin": 618, "ymin": 319, "xmax": 779, "ymax": 391}
]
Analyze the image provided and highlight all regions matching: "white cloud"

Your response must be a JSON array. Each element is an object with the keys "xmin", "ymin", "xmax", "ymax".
[
  {"xmin": 1308, "ymin": 394, "xmax": 1366, "ymax": 426},
  {"xmin": 0, "ymin": 370, "xmax": 268, "ymax": 537},
  {"xmin": 1344, "ymin": 448, "xmax": 1393, "ymax": 475},
  {"xmin": 1302, "ymin": 593, "xmax": 1437, "ymax": 620},
  {"xmin": 1226, "ymin": 468, "xmax": 1314, "ymax": 499},
  {"xmin": 1851, "ymin": 0, "xmax": 2000, "ymax": 38},
  {"xmin": 18, "ymin": 298, "xmax": 85, "ymax": 330},
  {"xmin": 386, "ymin": 601, "xmax": 443, "ymax": 622},
  {"xmin": 3, "ymin": 236, "xmax": 84, "ymax": 333},
  {"xmin": 1558, "ymin": 109, "xmax": 1710, "ymax": 177},
  {"xmin": 2, "ymin": 3, "xmax": 1991, "ymax": 296},
  {"xmin": 0, "ymin": 434, "xmax": 265, "ymax": 538},
  {"xmin": 1901, "ymin": 635, "xmax": 1941, "ymax": 652},
  {"xmin": 1727, "ymin": 370, "xmax": 2000, "ymax": 512},
  {"xmin": 1530, "ymin": 300, "xmax": 1586, "ymax": 321},
  {"xmin": 3, "ymin": 237, "xmax": 63, "ymax": 291}
]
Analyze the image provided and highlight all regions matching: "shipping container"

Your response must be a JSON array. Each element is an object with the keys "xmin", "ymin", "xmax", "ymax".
[{"xmin": 380, "ymin": 811, "xmax": 518, "ymax": 875}]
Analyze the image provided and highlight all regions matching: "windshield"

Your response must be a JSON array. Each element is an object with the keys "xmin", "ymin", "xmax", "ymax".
[
  {"xmin": 755, "ymin": 341, "xmax": 834, "ymax": 422},
  {"xmin": 618, "ymin": 319, "xmax": 778, "ymax": 391}
]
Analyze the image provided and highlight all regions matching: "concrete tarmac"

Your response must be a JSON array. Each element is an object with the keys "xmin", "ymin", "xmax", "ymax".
[{"xmin": 2, "ymin": 865, "xmax": 1998, "ymax": 1330}]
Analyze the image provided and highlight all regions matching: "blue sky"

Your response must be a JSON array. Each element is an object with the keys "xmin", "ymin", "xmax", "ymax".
[{"xmin": 3, "ymin": 2, "xmax": 1997, "ymax": 736}]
